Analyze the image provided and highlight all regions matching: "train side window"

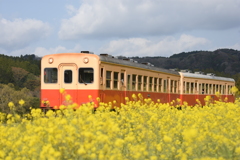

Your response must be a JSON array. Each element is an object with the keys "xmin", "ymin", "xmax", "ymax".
[
  {"xmin": 159, "ymin": 78, "xmax": 162, "ymax": 92},
  {"xmin": 206, "ymin": 84, "xmax": 209, "ymax": 94},
  {"xmin": 213, "ymin": 84, "xmax": 215, "ymax": 93},
  {"xmin": 194, "ymin": 83, "xmax": 197, "ymax": 94},
  {"xmin": 174, "ymin": 81, "xmax": 177, "ymax": 93},
  {"xmin": 191, "ymin": 83, "xmax": 194, "ymax": 94},
  {"xmin": 209, "ymin": 84, "xmax": 212, "ymax": 94},
  {"xmin": 44, "ymin": 68, "xmax": 58, "ymax": 83},
  {"xmin": 164, "ymin": 80, "xmax": 167, "ymax": 93},
  {"xmin": 79, "ymin": 68, "xmax": 94, "ymax": 84},
  {"xmin": 132, "ymin": 75, "xmax": 136, "ymax": 91},
  {"xmin": 229, "ymin": 85, "xmax": 232, "ymax": 94},
  {"xmin": 154, "ymin": 78, "xmax": 157, "ymax": 92},
  {"xmin": 121, "ymin": 73, "xmax": 124, "ymax": 85},
  {"xmin": 149, "ymin": 77, "xmax": 153, "ymax": 91},
  {"xmin": 143, "ymin": 76, "xmax": 147, "ymax": 91},
  {"xmin": 64, "ymin": 70, "xmax": 72, "ymax": 83},
  {"xmin": 127, "ymin": 75, "xmax": 131, "ymax": 90},
  {"xmin": 202, "ymin": 83, "xmax": 205, "ymax": 94},
  {"xmin": 106, "ymin": 71, "xmax": 112, "ymax": 88},
  {"xmin": 170, "ymin": 80, "xmax": 174, "ymax": 93},
  {"xmin": 101, "ymin": 68, "xmax": 103, "ymax": 78},
  {"xmin": 186, "ymin": 82, "xmax": 190, "ymax": 94},
  {"xmin": 138, "ymin": 75, "xmax": 142, "ymax": 91},
  {"xmin": 114, "ymin": 72, "xmax": 119, "ymax": 89},
  {"xmin": 223, "ymin": 85, "xmax": 226, "ymax": 94},
  {"xmin": 198, "ymin": 83, "xmax": 201, "ymax": 94}
]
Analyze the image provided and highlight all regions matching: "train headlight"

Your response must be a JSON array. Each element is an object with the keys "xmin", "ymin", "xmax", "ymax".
[
  {"xmin": 49, "ymin": 58, "xmax": 54, "ymax": 64},
  {"xmin": 83, "ymin": 57, "xmax": 89, "ymax": 64}
]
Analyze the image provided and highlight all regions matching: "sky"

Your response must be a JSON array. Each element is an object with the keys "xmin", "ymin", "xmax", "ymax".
[{"xmin": 0, "ymin": 0, "xmax": 240, "ymax": 58}]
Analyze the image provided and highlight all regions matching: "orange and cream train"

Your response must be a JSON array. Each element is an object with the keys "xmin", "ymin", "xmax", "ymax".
[{"xmin": 41, "ymin": 51, "xmax": 235, "ymax": 109}]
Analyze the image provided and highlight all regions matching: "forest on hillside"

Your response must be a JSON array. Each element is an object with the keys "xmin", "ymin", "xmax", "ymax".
[{"xmin": 0, "ymin": 54, "xmax": 40, "ymax": 113}]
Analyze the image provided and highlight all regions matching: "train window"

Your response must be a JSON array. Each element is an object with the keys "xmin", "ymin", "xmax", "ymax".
[
  {"xmin": 174, "ymin": 81, "xmax": 177, "ymax": 93},
  {"xmin": 164, "ymin": 80, "xmax": 167, "ymax": 93},
  {"xmin": 79, "ymin": 68, "xmax": 94, "ymax": 84},
  {"xmin": 106, "ymin": 71, "xmax": 112, "ymax": 88},
  {"xmin": 101, "ymin": 68, "xmax": 103, "ymax": 78},
  {"xmin": 216, "ymin": 85, "xmax": 219, "ymax": 92},
  {"xmin": 44, "ymin": 68, "xmax": 58, "ymax": 83},
  {"xmin": 138, "ymin": 75, "xmax": 142, "ymax": 91},
  {"xmin": 127, "ymin": 75, "xmax": 131, "ymax": 90},
  {"xmin": 223, "ymin": 85, "xmax": 226, "ymax": 94},
  {"xmin": 159, "ymin": 78, "xmax": 162, "ymax": 92},
  {"xmin": 143, "ymin": 76, "xmax": 147, "ymax": 91},
  {"xmin": 121, "ymin": 73, "xmax": 124, "ymax": 86},
  {"xmin": 149, "ymin": 77, "xmax": 153, "ymax": 91},
  {"xmin": 194, "ymin": 83, "xmax": 197, "ymax": 94},
  {"xmin": 213, "ymin": 84, "xmax": 215, "ymax": 93},
  {"xmin": 64, "ymin": 70, "xmax": 72, "ymax": 83},
  {"xmin": 228, "ymin": 85, "xmax": 232, "ymax": 94},
  {"xmin": 114, "ymin": 72, "xmax": 119, "ymax": 89},
  {"xmin": 154, "ymin": 78, "xmax": 157, "ymax": 92},
  {"xmin": 170, "ymin": 80, "xmax": 174, "ymax": 93},
  {"xmin": 202, "ymin": 83, "xmax": 205, "ymax": 94},
  {"xmin": 132, "ymin": 75, "xmax": 136, "ymax": 90},
  {"xmin": 208, "ymin": 84, "xmax": 212, "ymax": 94},
  {"xmin": 191, "ymin": 83, "xmax": 194, "ymax": 94},
  {"xmin": 198, "ymin": 84, "xmax": 201, "ymax": 94},
  {"xmin": 186, "ymin": 82, "xmax": 190, "ymax": 93}
]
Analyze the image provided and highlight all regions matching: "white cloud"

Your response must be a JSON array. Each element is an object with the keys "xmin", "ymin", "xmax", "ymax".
[
  {"xmin": 99, "ymin": 34, "xmax": 210, "ymax": 57},
  {"xmin": 0, "ymin": 44, "xmax": 82, "ymax": 57},
  {"xmin": 227, "ymin": 43, "xmax": 240, "ymax": 51},
  {"xmin": 0, "ymin": 18, "xmax": 51, "ymax": 50},
  {"xmin": 59, "ymin": 0, "xmax": 240, "ymax": 40},
  {"xmin": 66, "ymin": 5, "xmax": 78, "ymax": 15},
  {"xmin": 31, "ymin": 45, "xmax": 82, "ymax": 57}
]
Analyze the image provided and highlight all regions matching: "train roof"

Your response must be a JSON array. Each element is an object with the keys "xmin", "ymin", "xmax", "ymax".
[
  {"xmin": 180, "ymin": 72, "xmax": 235, "ymax": 82},
  {"xmin": 99, "ymin": 55, "xmax": 180, "ymax": 76}
]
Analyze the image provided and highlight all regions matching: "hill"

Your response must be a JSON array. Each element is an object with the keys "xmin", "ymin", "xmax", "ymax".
[
  {"xmin": 128, "ymin": 49, "xmax": 240, "ymax": 76},
  {"xmin": 0, "ymin": 54, "xmax": 40, "ymax": 96}
]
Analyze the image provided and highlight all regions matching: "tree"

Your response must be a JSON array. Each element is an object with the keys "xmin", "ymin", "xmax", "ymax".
[
  {"xmin": 0, "ymin": 84, "xmax": 38, "ymax": 115},
  {"xmin": 11, "ymin": 67, "xmax": 29, "ymax": 89}
]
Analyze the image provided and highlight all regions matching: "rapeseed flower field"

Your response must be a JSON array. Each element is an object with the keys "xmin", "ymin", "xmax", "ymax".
[{"xmin": 0, "ymin": 91, "xmax": 240, "ymax": 160}]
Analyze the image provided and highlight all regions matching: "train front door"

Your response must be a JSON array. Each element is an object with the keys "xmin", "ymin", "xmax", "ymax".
[{"xmin": 59, "ymin": 64, "xmax": 78, "ymax": 105}]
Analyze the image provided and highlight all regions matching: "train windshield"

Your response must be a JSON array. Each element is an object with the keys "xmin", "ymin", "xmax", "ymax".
[
  {"xmin": 79, "ymin": 68, "xmax": 94, "ymax": 83},
  {"xmin": 44, "ymin": 68, "xmax": 58, "ymax": 83}
]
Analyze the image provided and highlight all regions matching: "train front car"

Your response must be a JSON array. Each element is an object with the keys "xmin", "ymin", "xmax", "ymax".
[
  {"xmin": 179, "ymin": 72, "xmax": 235, "ymax": 105},
  {"xmin": 41, "ymin": 52, "xmax": 100, "ymax": 110}
]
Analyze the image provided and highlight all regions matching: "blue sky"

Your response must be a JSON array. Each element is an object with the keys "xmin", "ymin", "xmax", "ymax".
[{"xmin": 0, "ymin": 0, "xmax": 240, "ymax": 57}]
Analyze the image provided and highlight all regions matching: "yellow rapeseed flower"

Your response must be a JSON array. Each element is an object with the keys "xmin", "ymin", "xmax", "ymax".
[
  {"xmin": 163, "ymin": 135, "xmax": 172, "ymax": 143},
  {"xmin": 215, "ymin": 91, "xmax": 220, "ymax": 98},
  {"xmin": 65, "ymin": 94, "xmax": 72, "ymax": 101},
  {"xmin": 235, "ymin": 147, "xmax": 240, "ymax": 155},
  {"xmin": 230, "ymin": 86, "xmax": 238, "ymax": 95},
  {"xmin": 60, "ymin": 88, "xmax": 65, "ymax": 94},
  {"xmin": 19, "ymin": 99, "xmax": 25, "ymax": 105},
  {"xmin": 8, "ymin": 102, "xmax": 14, "ymax": 108},
  {"xmin": 96, "ymin": 97, "xmax": 100, "ymax": 102}
]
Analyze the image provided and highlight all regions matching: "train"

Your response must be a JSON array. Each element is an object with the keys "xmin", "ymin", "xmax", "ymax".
[{"xmin": 41, "ymin": 51, "xmax": 235, "ymax": 110}]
